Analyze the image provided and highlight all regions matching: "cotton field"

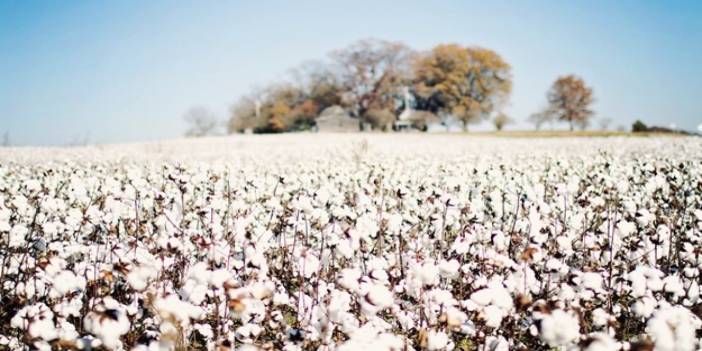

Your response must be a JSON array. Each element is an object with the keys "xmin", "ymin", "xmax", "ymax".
[{"xmin": 1, "ymin": 134, "xmax": 702, "ymax": 351}]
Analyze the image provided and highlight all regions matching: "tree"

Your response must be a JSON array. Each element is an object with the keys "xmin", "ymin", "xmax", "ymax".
[
  {"xmin": 331, "ymin": 38, "xmax": 413, "ymax": 126},
  {"xmin": 228, "ymin": 93, "xmax": 265, "ymax": 133},
  {"xmin": 527, "ymin": 108, "xmax": 554, "ymax": 131},
  {"xmin": 598, "ymin": 117, "xmax": 613, "ymax": 131},
  {"xmin": 492, "ymin": 112, "xmax": 512, "ymax": 131},
  {"xmin": 632, "ymin": 120, "xmax": 648, "ymax": 133},
  {"xmin": 289, "ymin": 61, "xmax": 342, "ymax": 111},
  {"xmin": 184, "ymin": 106, "xmax": 219, "ymax": 137},
  {"xmin": 413, "ymin": 44, "xmax": 512, "ymax": 131},
  {"xmin": 546, "ymin": 75, "xmax": 594, "ymax": 131}
]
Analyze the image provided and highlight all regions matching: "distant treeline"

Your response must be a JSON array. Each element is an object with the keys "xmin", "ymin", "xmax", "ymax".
[{"xmin": 186, "ymin": 38, "xmax": 597, "ymax": 136}]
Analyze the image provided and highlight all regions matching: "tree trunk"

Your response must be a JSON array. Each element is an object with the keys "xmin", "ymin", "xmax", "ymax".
[{"xmin": 462, "ymin": 120, "xmax": 468, "ymax": 132}]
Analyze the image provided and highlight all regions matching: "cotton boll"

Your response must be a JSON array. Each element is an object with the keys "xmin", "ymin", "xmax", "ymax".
[
  {"xmin": 538, "ymin": 309, "xmax": 580, "ymax": 347},
  {"xmin": 153, "ymin": 294, "xmax": 204, "ymax": 323},
  {"xmin": 83, "ymin": 298, "xmax": 130, "ymax": 349},
  {"xmin": 438, "ymin": 259, "xmax": 459, "ymax": 279},
  {"xmin": 361, "ymin": 284, "xmax": 394, "ymax": 315},
  {"xmin": 633, "ymin": 296, "xmax": 657, "ymax": 318},
  {"xmin": 414, "ymin": 261, "xmax": 440, "ymax": 286},
  {"xmin": 425, "ymin": 329, "xmax": 449, "ymax": 350},
  {"xmin": 581, "ymin": 333, "xmax": 619, "ymax": 351},
  {"xmin": 338, "ymin": 268, "xmax": 362, "ymax": 292},
  {"xmin": 51, "ymin": 269, "xmax": 85, "ymax": 297},
  {"xmin": 646, "ymin": 305, "xmax": 702, "ymax": 351},
  {"xmin": 11, "ymin": 303, "xmax": 58, "ymax": 342},
  {"xmin": 581, "ymin": 272, "xmax": 604, "ymax": 291},
  {"xmin": 9, "ymin": 224, "xmax": 28, "ymax": 248}
]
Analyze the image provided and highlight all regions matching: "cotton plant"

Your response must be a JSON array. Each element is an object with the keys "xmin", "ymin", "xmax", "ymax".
[{"xmin": 0, "ymin": 136, "xmax": 701, "ymax": 350}]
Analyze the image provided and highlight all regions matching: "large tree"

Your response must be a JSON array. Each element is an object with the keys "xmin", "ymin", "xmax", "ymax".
[
  {"xmin": 413, "ymin": 44, "xmax": 512, "ymax": 131},
  {"xmin": 331, "ymin": 38, "xmax": 413, "ymax": 129},
  {"xmin": 546, "ymin": 75, "xmax": 594, "ymax": 131}
]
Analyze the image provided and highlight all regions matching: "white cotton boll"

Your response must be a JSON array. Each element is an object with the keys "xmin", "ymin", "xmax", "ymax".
[
  {"xmin": 694, "ymin": 209, "xmax": 702, "ymax": 222},
  {"xmin": 236, "ymin": 323, "xmax": 262, "ymax": 343},
  {"xmin": 438, "ymin": 259, "xmax": 459, "ymax": 278},
  {"xmin": 83, "ymin": 299, "xmax": 130, "ymax": 350},
  {"xmin": 181, "ymin": 280, "xmax": 208, "ymax": 305},
  {"xmin": 451, "ymin": 236, "xmax": 471, "ymax": 255},
  {"xmin": 581, "ymin": 272, "xmax": 603, "ymax": 291},
  {"xmin": 208, "ymin": 269, "xmax": 231, "ymax": 287},
  {"xmin": 299, "ymin": 252, "xmax": 320, "ymax": 278},
  {"xmin": 633, "ymin": 296, "xmax": 657, "ymax": 318},
  {"xmin": 11, "ymin": 303, "xmax": 58, "ymax": 342},
  {"xmin": 635, "ymin": 208, "xmax": 655, "ymax": 227},
  {"xmin": 153, "ymin": 294, "xmax": 204, "ymax": 323},
  {"xmin": 414, "ymin": 261, "xmax": 440, "ymax": 286},
  {"xmin": 538, "ymin": 309, "xmax": 581, "ymax": 347},
  {"xmin": 582, "ymin": 333, "xmax": 619, "ymax": 351},
  {"xmin": 339, "ymin": 268, "xmax": 362, "ymax": 291},
  {"xmin": 591, "ymin": 308, "xmax": 611, "ymax": 328},
  {"xmin": 647, "ymin": 305, "xmax": 702, "ymax": 351},
  {"xmin": 336, "ymin": 238, "xmax": 356, "ymax": 259},
  {"xmin": 481, "ymin": 305, "xmax": 506, "ymax": 328},
  {"xmin": 685, "ymin": 282, "xmax": 699, "ymax": 304},
  {"xmin": 426, "ymin": 330, "xmax": 449, "ymax": 350},
  {"xmin": 662, "ymin": 275, "xmax": 685, "ymax": 298},
  {"xmin": 385, "ymin": 213, "xmax": 403, "ymax": 234},
  {"xmin": 484, "ymin": 335, "xmax": 509, "ymax": 351},
  {"xmin": 9, "ymin": 224, "xmax": 28, "ymax": 248},
  {"xmin": 470, "ymin": 288, "xmax": 493, "ymax": 306},
  {"xmin": 126, "ymin": 264, "xmax": 158, "ymax": 291},
  {"xmin": 361, "ymin": 284, "xmax": 394, "ymax": 315},
  {"xmin": 617, "ymin": 220, "xmax": 636, "ymax": 237},
  {"xmin": 51, "ymin": 270, "xmax": 85, "ymax": 297}
]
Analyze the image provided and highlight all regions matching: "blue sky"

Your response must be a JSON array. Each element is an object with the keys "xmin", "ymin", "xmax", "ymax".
[{"xmin": 1, "ymin": 0, "xmax": 701, "ymax": 145}]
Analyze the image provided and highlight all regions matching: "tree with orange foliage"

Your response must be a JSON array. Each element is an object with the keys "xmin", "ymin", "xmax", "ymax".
[
  {"xmin": 413, "ymin": 44, "xmax": 511, "ymax": 131},
  {"xmin": 546, "ymin": 75, "xmax": 594, "ymax": 131}
]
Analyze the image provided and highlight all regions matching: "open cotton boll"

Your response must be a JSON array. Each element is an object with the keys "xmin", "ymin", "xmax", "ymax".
[
  {"xmin": 83, "ymin": 298, "xmax": 130, "ymax": 350},
  {"xmin": 50, "ymin": 269, "xmax": 85, "ymax": 297},
  {"xmin": 10, "ymin": 303, "xmax": 58, "ymax": 342},
  {"xmin": 360, "ymin": 284, "xmax": 394, "ymax": 315},
  {"xmin": 538, "ymin": 309, "xmax": 581, "ymax": 347},
  {"xmin": 425, "ymin": 329, "xmax": 449, "ymax": 350},
  {"xmin": 413, "ymin": 261, "xmax": 440, "ymax": 286},
  {"xmin": 581, "ymin": 272, "xmax": 604, "ymax": 291},
  {"xmin": 9, "ymin": 224, "xmax": 28, "ymax": 248},
  {"xmin": 153, "ymin": 294, "xmax": 204, "ymax": 323},
  {"xmin": 338, "ymin": 268, "xmax": 362, "ymax": 292},
  {"xmin": 581, "ymin": 333, "xmax": 619, "ymax": 351},
  {"xmin": 438, "ymin": 259, "xmax": 460, "ymax": 278},
  {"xmin": 646, "ymin": 305, "xmax": 702, "ymax": 351}
]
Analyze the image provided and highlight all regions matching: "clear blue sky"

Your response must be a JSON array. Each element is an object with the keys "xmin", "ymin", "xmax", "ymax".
[{"xmin": 1, "ymin": 0, "xmax": 701, "ymax": 145}]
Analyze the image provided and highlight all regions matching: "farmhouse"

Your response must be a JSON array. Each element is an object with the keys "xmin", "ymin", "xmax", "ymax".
[{"xmin": 315, "ymin": 105, "xmax": 360, "ymax": 132}]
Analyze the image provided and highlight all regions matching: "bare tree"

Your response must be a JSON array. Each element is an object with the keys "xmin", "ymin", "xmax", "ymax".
[
  {"xmin": 1, "ymin": 131, "xmax": 9, "ymax": 147},
  {"xmin": 331, "ymin": 38, "xmax": 413, "ymax": 127},
  {"xmin": 528, "ymin": 107, "xmax": 554, "ymax": 131},
  {"xmin": 184, "ymin": 106, "xmax": 219, "ymax": 137},
  {"xmin": 598, "ymin": 117, "xmax": 613, "ymax": 131}
]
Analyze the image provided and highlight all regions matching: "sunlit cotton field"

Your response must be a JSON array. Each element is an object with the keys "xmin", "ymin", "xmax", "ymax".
[{"xmin": 1, "ymin": 134, "xmax": 702, "ymax": 351}]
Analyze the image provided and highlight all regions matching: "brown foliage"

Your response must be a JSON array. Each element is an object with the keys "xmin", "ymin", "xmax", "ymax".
[
  {"xmin": 413, "ymin": 44, "xmax": 512, "ymax": 130},
  {"xmin": 547, "ymin": 75, "xmax": 594, "ymax": 131}
]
